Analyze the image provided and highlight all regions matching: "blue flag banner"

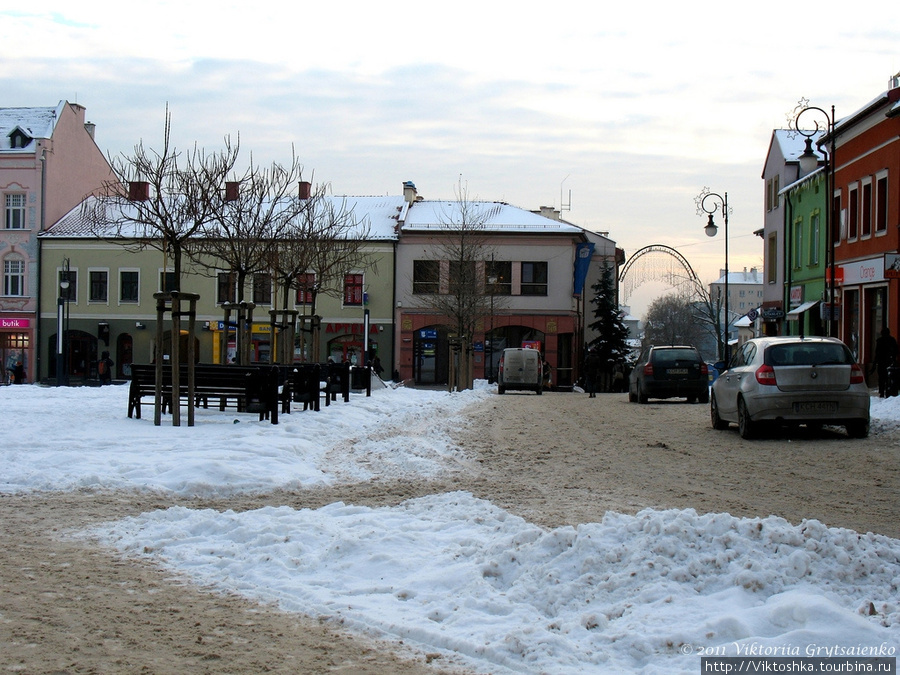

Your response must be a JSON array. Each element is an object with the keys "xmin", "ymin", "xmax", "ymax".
[{"xmin": 573, "ymin": 242, "xmax": 595, "ymax": 296}]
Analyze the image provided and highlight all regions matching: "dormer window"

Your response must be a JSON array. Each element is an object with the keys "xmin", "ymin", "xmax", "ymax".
[{"xmin": 7, "ymin": 128, "xmax": 33, "ymax": 149}]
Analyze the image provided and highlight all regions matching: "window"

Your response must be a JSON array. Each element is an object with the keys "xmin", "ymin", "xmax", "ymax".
[
  {"xmin": 792, "ymin": 220, "xmax": 803, "ymax": 269},
  {"xmin": 413, "ymin": 260, "xmax": 440, "ymax": 294},
  {"xmin": 765, "ymin": 176, "xmax": 780, "ymax": 212},
  {"xmin": 485, "ymin": 260, "xmax": 512, "ymax": 295},
  {"xmin": 4, "ymin": 194, "xmax": 26, "ymax": 229},
  {"xmin": 861, "ymin": 179, "xmax": 872, "ymax": 238},
  {"xmin": 59, "ymin": 269, "xmax": 77, "ymax": 302},
  {"xmin": 295, "ymin": 273, "xmax": 316, "ymax": 305},
  {"xmin": 833, "ymin": 191, "xmax": 842, "ymax": 244},
  {"xmin": 809, "ymin": 213, "xmax": 820, "ymax": 266},
  {"xmin": 876, "ymin": 173, "xmax": 888, "ymax": 234},
  {"xmin": 217, "ymin": 272, "xmax": 236, "ymax": 304},
  {"xmin": 159, "ymin": 270, "xmax": 176, "ymax": 294},
  {"xmin": 521, "ymin": 261, "xmax": 548, "ymax": 296},
  {"xmin": 848, "ymin": 184, "xmax": 858, "ymax": 240},
  {"xmin": 253, "ymin": 273, "xmax": 272, "ymax": 305},
  {"xmin": 766, "ymin": 234, "xmax": 777, "ymax": 283},
  {"xmin": 343, "ymin": 273, "xmax": 364, "ymax": 306},
  {"xmin": 3, "ymin": 258, "xmax": 25, "ymax": 296},
  {"xmin": 89, "ymin": 270, "xmax": 108, "ymax": 303},
  {"xmin": 120, "ymin": 270, "xmax": 139, "ymax": 304}
]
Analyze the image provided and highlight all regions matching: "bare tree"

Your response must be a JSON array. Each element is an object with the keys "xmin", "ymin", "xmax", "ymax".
[
  {"xmin": 411, "ymin": 185, "xmax": 501, "ymax": 390},
  {"xmin": 268, "ymin": 182, "xmax": 373, "ymax": 362},
  {"xmin": 87, "ymin": 107, "xmax": 238, "ymax": 291},
  {"xmin": 642, "ymin": 294, "xmax": 708, "ymax": 350}
]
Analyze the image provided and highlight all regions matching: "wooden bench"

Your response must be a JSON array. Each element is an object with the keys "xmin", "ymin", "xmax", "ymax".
[{"xmin": 127, "ymin": 363, "xmax": 281, "ymax": 424}]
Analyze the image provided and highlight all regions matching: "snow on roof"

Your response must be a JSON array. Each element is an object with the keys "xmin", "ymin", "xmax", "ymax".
[
  {"xmin": 710, "ymin": 269, "xmax": 764, "ymax": 285},
  {"xmin": 42, "ymin": 194, "xmax": 409, "ymax": 241},
  {"xmin": 772, "ymin": 129, "xmax": 825, "ymax": 162},
  {"xmin": 0, "ymin": 102, "xmax": 63, "ymax": 150},
  {"xmin": 403, "ymin": 200, "xmax": 583, "ymax": 234}
]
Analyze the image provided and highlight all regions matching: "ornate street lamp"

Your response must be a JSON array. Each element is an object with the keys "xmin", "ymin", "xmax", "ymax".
[
  {"xmin": 790, "ymin": 98, "xmax": 837, "ymax": 338},
  {"xmin": 57, "ymin": 258, "xmax": 71, "ymax": 386},
  {"xmin": 696, "ymin": 188, "xmax": 730, "ymax": 361}
]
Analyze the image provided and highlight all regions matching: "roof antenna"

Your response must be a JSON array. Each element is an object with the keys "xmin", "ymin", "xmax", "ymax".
[{"xmin": 560, "ymin": 175, "xmax": 572, "ymax": 212}]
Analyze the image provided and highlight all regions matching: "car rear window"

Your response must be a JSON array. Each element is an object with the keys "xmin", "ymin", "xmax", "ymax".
[
  {"xmin": 652, "ymin": 349, "xmax": 700, "ymax": 365},
  {"xmin": 766, "ymin": 342, "xmax": 851, "ymax": 366}
]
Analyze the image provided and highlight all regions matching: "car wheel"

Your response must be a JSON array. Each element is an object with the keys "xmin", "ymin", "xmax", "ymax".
[
  {"xmin": 699, "ymin": 388, "xmax": 709, "ymax": 404},
  {"xmin": 737, "ymin": 397, "xmax": 756, "ymax": 439},
  {"xmin": 687, "ymin": 395, "xmax": 697, "ymax": 404},
  {"xmin": 498, "ymin": 386, "xmax": 505, "ymax": 395},
  {"xmin": 846, "ymin": 420, "xmax": 869, "ymax": 439},
  {"xmin": 638, "ymin": 385, "xmax": 648, "ymax": 404},
  {"xmin": 710, "ymin": 393, "xmax": 729, "ymax": 430}
]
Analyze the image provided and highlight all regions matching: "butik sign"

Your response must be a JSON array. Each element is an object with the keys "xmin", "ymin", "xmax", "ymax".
[{"xmin": 1, "ymin": 318, "xmax": 30, "ymax": 329}]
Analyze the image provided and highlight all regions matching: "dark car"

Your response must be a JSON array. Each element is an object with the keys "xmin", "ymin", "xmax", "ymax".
[{"xmin": 628, "ymin": 345, "xmax": 709, "ymax": 404}]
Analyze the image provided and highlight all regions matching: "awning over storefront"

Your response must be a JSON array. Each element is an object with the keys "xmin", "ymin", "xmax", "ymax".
[{"xmin": 786, "ymin": 300, "xmax": 819, "ymax": 320}]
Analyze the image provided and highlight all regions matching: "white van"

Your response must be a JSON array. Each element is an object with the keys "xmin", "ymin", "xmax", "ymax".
[{"xmin": 497, "ymin": 348, "xmax": 543, "ymax": 395}]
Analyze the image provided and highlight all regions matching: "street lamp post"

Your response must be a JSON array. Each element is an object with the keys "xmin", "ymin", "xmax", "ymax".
[
  {"xmin": 792, "ymin": 98, "xmax": 837, "ymax": 338},
  {"xmin": 57, "ymin": 258, "xmax": 71, "ymax": 386},
  {"xmin": 696, "ymin": 189, "xmax": 730, "ymax": 362}
]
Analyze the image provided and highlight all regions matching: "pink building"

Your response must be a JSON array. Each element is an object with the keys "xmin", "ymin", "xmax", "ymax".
[{"xmin": 1, "ymin": 101, "xmax": 113, "ymax": 383}]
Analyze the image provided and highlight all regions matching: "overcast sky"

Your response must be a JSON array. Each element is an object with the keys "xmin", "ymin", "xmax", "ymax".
[{"xmin": 3, "ymin": 1, "xmax": 898, "ymax": 316}]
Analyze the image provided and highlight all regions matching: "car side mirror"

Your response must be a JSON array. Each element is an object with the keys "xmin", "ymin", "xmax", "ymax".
[{"xmin": 714, "ymin": 360, "xmax": 726, "ymax": 372}]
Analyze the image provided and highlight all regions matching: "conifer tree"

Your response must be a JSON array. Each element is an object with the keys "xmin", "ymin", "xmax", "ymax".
[{"xmin": 587, "ymin": 264, "xmax": 630, "ymax": 364}]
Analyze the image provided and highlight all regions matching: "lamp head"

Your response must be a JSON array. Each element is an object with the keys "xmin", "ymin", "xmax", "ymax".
[
  {"xmin": 705, "ymin": 214, "xmax": 718, "ymax": 237},
  {"xmin": 798, "ymin": 138, "xmax": 819, "ymax": 174}
]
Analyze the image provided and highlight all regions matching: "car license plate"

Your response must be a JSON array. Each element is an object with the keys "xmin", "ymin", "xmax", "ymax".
[
  {"xmin": 668, "ymin": 368, "xmax": 688, "ymax": 375},
  {"xmin": 793, "ymin": 401, "xmax": 837, "ymax": 414}
]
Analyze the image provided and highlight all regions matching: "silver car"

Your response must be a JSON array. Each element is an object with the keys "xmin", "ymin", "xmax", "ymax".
[{"xmin": 710, "ymin": 336, "xmax": 870, "ymax": 439}]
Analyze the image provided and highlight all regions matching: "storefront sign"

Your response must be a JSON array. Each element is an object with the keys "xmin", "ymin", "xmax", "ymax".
[
  {"xmin": 1, "ymin": 318, "xmax": 30, "ymax": 329},
  {"xmin": 326, "ymin": 322, "xmax": 379, "ymax": 334},
  {"xmin": 789, "ymin": 286, "xmax": 803, "ymax": 306},
  {"xmin": 839, "ymin": 258, "xmax": 882, "ymax": 285},
  {"xmin": 761, "ymin": 308, "xmax": 785, "ymax": 321}
]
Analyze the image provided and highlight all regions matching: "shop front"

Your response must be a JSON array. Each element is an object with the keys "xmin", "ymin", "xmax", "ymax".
[
  {"xmin": 396, "ymin": 312, "xmax": 576, "ymax": 388},
  {"xmin": 1, "ymin": 316, "xmax": 33, "ymax": 384},
  {"xmin": 839, "ymin": 257, "xmax": 889, "ymax": 368}
]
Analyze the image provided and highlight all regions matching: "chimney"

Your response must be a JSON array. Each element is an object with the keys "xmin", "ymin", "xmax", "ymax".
[
  {"xmin": 225, "ymin": 181, "xmax": 239, "ymax": 201},
  {"xmin": 84, "ymin": 121, "xmax": 96, "ymax": 139},
  {"xmin": 403, "ymin": 180, "xmax": 417, "ymax": 203},
  {"xmin": 299, "ymin": 181, "xmax": 311, "ymax": 200},
  {"xmin": 128, "ymin": 181, "xmax": 150, "ymax": 201}
]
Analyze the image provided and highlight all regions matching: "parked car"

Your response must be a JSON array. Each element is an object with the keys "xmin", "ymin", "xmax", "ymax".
[
  {"xmin": 628, "ymin": 345, "xmax": 709, "ymax": 404},
  {"xmin": 497, "ymin": 348, "xmax": 543, "ymax": 395},
  {"xmin": 709, "ymin": 336, "xmax": 870, "ymax": 439}
]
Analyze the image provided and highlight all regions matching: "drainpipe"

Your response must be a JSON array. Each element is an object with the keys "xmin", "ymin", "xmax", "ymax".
[
  {"xmin": 784, "ymin": 191, "xmax": 793, "ymax": 337},
  {"xmin": 35, "ymin": 145, "xmax": 47, "ymax": 381}
]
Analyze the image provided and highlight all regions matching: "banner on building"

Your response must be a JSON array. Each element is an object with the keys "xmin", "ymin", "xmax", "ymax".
[{"xmin": 573, "ymin": 242, "xmax": 595, "ymax": 296}]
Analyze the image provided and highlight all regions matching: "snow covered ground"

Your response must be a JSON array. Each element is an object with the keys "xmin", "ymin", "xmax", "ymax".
[{"xmin": 2, "ymin": 383, "xmax": 899, "ymax": 674}]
